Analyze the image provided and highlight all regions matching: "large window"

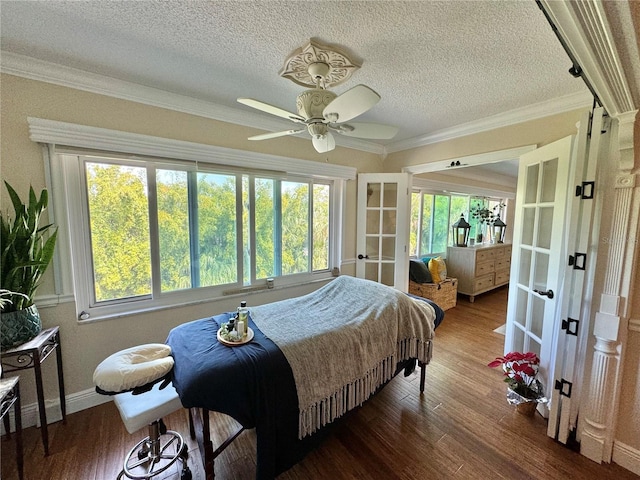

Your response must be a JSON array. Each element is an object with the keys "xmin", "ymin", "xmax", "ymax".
[
  {"xmin": 410, "ymin": 190, "xmax": 505, "ymax": 258},
  {"xmin": 74, "ymin": 154, "xmax": 334, "ymax": 317}
]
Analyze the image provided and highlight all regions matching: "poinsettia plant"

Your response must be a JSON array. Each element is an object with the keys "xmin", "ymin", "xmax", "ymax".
[{"xmin": 488, "ymin": 351, "xmax": 544, "ymax": 401}]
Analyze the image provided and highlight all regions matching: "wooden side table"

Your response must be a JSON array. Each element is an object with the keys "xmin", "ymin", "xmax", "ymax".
[
  {"xmin": 1, "ymin": 326, "xmax": 66, "ymax": 455},
  {"xmin": 0, "ymin": 376, "xmax": 23, "ymax": 480}
]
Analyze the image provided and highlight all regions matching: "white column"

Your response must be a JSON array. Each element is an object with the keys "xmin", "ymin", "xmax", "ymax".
[{"xmin": 580, "ymin": 113, "xmax": 639, "ymax": 463}]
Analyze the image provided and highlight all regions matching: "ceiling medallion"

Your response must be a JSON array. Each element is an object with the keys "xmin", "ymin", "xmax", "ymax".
[{"xmin": 279, "ymin": 39, "xmax": 361, "ymax": 89}]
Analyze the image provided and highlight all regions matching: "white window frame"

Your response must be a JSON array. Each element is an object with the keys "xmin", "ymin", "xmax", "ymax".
[{"xmin": 29, "ymin": 117, "xmax": 355, "ymax": 321}]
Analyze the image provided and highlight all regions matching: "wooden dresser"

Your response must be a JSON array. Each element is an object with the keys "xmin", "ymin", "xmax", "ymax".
[{"xmin": 446, "ymin": 243, "xmax": 512, "ymax": 302}]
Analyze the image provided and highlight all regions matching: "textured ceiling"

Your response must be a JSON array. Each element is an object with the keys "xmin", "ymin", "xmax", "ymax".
[{"xmin": 1, "ymin": 0, "xmax": 592, "ymax": 152}]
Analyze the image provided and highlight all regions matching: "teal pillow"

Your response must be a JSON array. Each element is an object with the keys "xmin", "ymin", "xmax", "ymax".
[{"xmin": 409, "ymin": 259, "xmax": 433, "ymax": 283}]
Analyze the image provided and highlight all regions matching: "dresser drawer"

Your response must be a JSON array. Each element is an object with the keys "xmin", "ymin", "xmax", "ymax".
[
  {"xmin": 475, "ymin": 260, "xmax": 495, "ymax": 276},
  {"xmin": 495, "ymin": 270, "xmax": 510, "ymax": 285},
  {"xmin": 495, "ymin": 257, "xmax": 511, "ymax": 271},
  {"xmin": 476, "ymin": 249, "xmax": 496, "ymax": 263},
  {"xmin": 474, "ymin": 274, "xmax": 495, "ymax": 292}
]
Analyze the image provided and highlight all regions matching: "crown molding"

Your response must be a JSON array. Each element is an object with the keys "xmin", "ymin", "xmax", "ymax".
[
  {"xmin": 0, "ymin": 51, "xmax": 596, "ymax": 156},
  {"xmin": 27, "ymin": 117, "xmax": 357, "ymax": 180},
  {"xmin": 386, "ymin": 91, "xmax": 592, "ymax": 153},
  {"xmin": 540, "ymin": 0, "xmax": 637, "ymax": 118},
  {"xmin": 1, "ymin": 52, "xmax": 384, "ymax": 155}
]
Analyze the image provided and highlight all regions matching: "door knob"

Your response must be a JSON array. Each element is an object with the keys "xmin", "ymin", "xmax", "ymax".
[
  {"xmin": 533, "ymin": 289, "xmax": 554, "ymax": 299},
  {"xmin": 357, "ymin": 254, "xmax": 369, "ymax": 260}
]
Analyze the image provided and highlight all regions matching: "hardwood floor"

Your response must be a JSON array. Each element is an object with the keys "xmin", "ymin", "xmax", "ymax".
[{"xmin": 2, "ymin": 286, "xmax": 638, "ymax": 479}]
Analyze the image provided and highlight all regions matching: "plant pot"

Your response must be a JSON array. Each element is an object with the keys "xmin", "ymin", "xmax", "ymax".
[
  {"xmin": 515, "ymin": 401, "xmax": 537, "ymax": 417},
  {"xmin": 1, "ymin": 304, "xmax": 42, "ymax": 350}
]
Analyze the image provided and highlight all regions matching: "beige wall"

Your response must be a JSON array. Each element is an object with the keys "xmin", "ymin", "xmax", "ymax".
[{"xmin": 383, "ymin": 109, "xmax": 586, "ymax": 172}]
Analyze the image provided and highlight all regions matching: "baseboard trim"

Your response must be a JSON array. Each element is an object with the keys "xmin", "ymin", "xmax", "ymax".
[
  {"xmin": 612, "ymin": 440, "xmax": 640, "ymax": 476},
  {"xmin": 1, "ymin": 388, "xmax": 110, "ymax": 434}
]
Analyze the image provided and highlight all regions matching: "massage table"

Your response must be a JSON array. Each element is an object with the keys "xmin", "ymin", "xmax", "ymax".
[{"xmin": 166, "ymin": 276, "xmax": 444, "ymax": 479}]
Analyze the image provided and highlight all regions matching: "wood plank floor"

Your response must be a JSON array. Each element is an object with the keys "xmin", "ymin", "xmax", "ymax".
[{"xmin": 2, "ymin": 286, "xmax": 638, "ymax": 479}]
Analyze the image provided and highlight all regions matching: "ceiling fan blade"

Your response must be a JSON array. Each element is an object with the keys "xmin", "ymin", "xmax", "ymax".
[
  {"xmin": 312, "ymin": 132, "xmax": 336, "ymax": 153},
  {"xmin": 237, "ymin": 98, "xmax": 305, "ymax": 123},
  {"xmin": 332, "ymin": 122, "xmax": 398, "ymax": 140},
  {"xmin": 248, "ymin": 129, "xmax": 305, "ymax": 141},
  {"xmin": 322, "ymin": 85, "xmax": 380, "ymax": 123}
]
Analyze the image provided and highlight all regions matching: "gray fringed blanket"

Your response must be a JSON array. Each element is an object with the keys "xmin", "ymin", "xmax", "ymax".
[{"xmin": 250, "ymin": 276, "xmax": 436, "ymax": 439}]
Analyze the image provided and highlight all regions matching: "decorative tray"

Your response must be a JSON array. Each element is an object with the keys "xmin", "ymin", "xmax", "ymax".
[{"xmin": 217, "ymin": 327, "xmax": 254, "ymax": 347}]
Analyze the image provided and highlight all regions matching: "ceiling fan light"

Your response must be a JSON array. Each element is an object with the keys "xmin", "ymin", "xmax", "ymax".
[{"xmin": 308, "ymin": 123, "xmax": 328, "ymax": 138}]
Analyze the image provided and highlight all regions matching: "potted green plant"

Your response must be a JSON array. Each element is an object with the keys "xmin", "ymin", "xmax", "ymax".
[
  {"xmin": 470, "ymin": 205, "xmax": 493, "ymax": 243},
  {"xmin": 1, "ymin": 181, "xmax": 57, "ymax": 350}
]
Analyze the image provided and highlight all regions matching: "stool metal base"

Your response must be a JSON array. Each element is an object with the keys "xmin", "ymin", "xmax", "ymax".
[{"xmin": 119, "ymin": 420, "xmax": 191, "ymax": 480}]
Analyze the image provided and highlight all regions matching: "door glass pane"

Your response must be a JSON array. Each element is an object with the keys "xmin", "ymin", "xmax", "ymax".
[
  {"xmin": 366, "ymin": 237, "xmax": 379, "ymax": 258},
  {"xmin": 518, "ymin": 249, "xmax": 532, "ymax": 286},
  {"xmin": 381, "ymin": 237, "xmax": 395, "ymax": 260},
  {"xmin": 365, "ymin": 263, "xmax": 378, "ymax": 282},
  {"xmin": 513, "ymin": 324, "xmax": 525, "ymax": 351},
  {"xmin": 515, "ymin": 288, "xmax": 528, "ymax": 327},
  {"xmin": 521, "ymin": 208, "xmax": 535, "ymax": 246},
  {"xmin": 533, "ymin": 252, "xmax": 549, "ymax": 291},
  {"xmin": 382, "ymin": 210, "xmax": 397, "ymax": 234},
  {"xmin": 528, "ymin": 339, "xmax": 541, "ymax": 359},
  {"xmin": 366, "ymin": 210, "xmax": 380, "ymax": 234},
  {"xmin": 525, "ymin": 164, "xmax": 539, "ymax": 204},
  {"xmin": 367, "ymin": 182, "xmax": 380, "ymax": 207},
  {"xmin": 537, "ymin": 207, "xmax": 554, "ymax": 249},
  {"xmin": 531, "ymin": 296, "xmax": 545, "ymax": 339},
  {"xmin": 383, "ymin": 183, "xmax": 398, "ymax": 207},
  {"xmin": 541, "ymin": 159, "xmax": 558, "ymax": 203},
  {"xmin": 381, "ymin": 263, "xmax": 395, "ymax": 286}
]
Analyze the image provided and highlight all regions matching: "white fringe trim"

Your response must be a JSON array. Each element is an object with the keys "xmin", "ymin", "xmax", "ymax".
[{"xmin": 298, "ymin": 337, "xmax": 432, "ymax": 439}]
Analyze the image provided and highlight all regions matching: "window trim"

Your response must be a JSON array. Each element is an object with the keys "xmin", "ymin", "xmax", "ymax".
[{"xmin": 29, "ymin": 117, "xmax": 354, "ymax": 321}]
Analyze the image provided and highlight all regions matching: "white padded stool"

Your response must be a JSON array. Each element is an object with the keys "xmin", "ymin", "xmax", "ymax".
[{"xmin": 93, "ymin": 344, "xmax": 191, "ymax": 480}]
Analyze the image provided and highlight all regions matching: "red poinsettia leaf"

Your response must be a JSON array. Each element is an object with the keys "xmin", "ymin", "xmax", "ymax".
[
  {"xmin": 522, "ymin": 365, "xmax": 536, "ymax": 376},
  {"xmin": 488, "ymin": 359, "xmax": 504, "ymax": 368}
]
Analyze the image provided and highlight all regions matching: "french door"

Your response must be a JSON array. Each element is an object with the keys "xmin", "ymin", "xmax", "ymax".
[
  {"xmin": 506, "ymin": 108, "xmax": 602, "ymax": 443},
  {"xmin": 355, "ymin": 173, "xmax": 410, "ymax": 291},
  {"xmin": 505, "ymin": 135, "xmax": 575, "ymax": 417}
]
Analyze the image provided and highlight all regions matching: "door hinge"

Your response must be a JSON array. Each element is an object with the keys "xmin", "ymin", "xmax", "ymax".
[
  {"xmin": 568, "ymin": 252, "xmax": 587, "ymax": 270},
  {"xmin": 555, "ymin": 378, "xmax": 573, "ymax": 398},
  {"xmin": 575, "ymin": 181, "xmax": 595, "ymax": 199},
  {"xmin": 562, "ymin": 317, "xmax": 579, "ymax": 336}
]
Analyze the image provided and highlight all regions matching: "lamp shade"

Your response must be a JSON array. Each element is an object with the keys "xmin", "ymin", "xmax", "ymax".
[{"xmin": 452, "ymin": 214, "xmax": 471, "ymax": 247}]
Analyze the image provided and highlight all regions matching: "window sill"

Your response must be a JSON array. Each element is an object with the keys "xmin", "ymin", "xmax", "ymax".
[{"xmin": 77, "ymin": 276, "xmax": 335, "ymax": 324}]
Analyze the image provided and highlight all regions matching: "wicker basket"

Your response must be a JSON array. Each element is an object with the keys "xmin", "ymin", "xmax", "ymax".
[{"xmin": 409, "ymin": 277, "xmax": 458, "ymax": 311}]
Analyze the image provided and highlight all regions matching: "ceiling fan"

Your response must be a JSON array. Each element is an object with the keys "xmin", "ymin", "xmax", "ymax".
[{"xmin": 237, "ymin": 40, "xmax": 398, "ymax": 153}]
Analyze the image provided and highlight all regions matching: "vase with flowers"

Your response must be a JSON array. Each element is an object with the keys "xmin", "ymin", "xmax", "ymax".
[{"xmin": 488, "ymin": 351, "xmax": 547, "ymax": 416}]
